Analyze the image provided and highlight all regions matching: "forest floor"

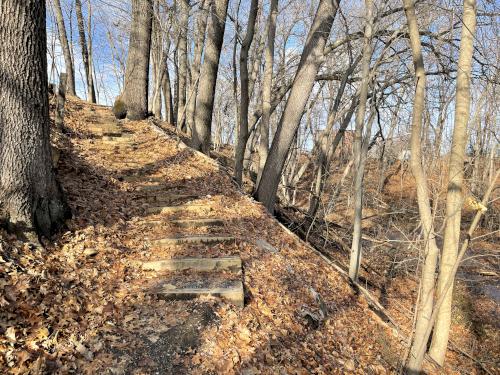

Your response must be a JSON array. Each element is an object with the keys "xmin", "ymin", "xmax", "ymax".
[{"xmin": 0, "ymin": 96, "xmax": 497, "ymax": 374}]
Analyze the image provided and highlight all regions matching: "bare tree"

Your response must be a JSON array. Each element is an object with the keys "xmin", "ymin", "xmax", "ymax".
[
  {"xmin": 176, "ymin": 0, "xmax": 190, "ymax": 131},
  {"xmin": 186, "ymin": 0, "xmax": 211, "ymax": 134},
  {"xmin": 115, "ymin": 0, "xmax": 153, "ymax": 120},
  {"xmin": 75, "ymin": 0, "xmax": 96, "ymax": 103},
  {"xmin": 255, "ymin": 0, "xmax": 341, "ymax": 211},
  {"xmin": 429, "ymin": 0, "xmax": 477, "ymax": 365},
  {"xmin": 256, "ymin": 0, "xmax": 279, "ymax": 187},
  {"xmin": 0, "ymin": 0, "xmax": 69, "ymax": 237},
  {"xmin": 402, "ymin": 0, "xmax": 442, "ymax": 370},
  {"xmin": 234, "ymin": 0, "xmax": 259, "ymax": 185},
  {"xmin": 191, "ymin": 0, "xmax": 230, "ymax": 153},
  {"xmin": 348, "ymin": 0, "xmax": 373, "ymax": 281},
  {"xmin": 53, "ymin": 0, "xmax": 76, "ymax": 96}
]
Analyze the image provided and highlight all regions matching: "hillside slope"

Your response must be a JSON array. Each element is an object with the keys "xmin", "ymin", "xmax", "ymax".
[{"xmin": 1, "ymin": 97, "xmax": 462, "ymax": 374}]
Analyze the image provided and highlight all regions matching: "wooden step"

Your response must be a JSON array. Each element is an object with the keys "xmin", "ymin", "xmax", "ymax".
[
  {"xmin": 135, "ymin": 184, "xmax": 170, "ymax": 192},
  {"xmin": 151, "ymin": 234, "xmax": 234, "ymax": 246},
  {"xmin": 150, "ymin": 279, "xmax": 244, "ymax": 307},
  {"xmin": 121, "ymin": 175, "xmax": 165, "ymax": 183},
  {"xmin": 171, "ymin": 218, "xmax": 225, "ymax": 228},
  {"xmin": 143, "ymin": 194, "xmax": 200, "ymax": 204},
  {"xmin": 145, "ymin": 203, "xmax": 211, "ymax": 215},
  {"xmin": 112, "ymin": 162, "xmax": 144, "ymax": 168},
  {"xmin": 142, "ymin": 256, "xmax": 241, "ymax": 272},
  {"xmin": 88, "ymin": 125, "xmax": 122, "ymax": 136},
  {"xmin": 138, "ymin": 218, "xmax": 224, "ymax": 228},
  {"xmin": 100, "ymin": 134, "xmax": 134, "ymax": 142}
]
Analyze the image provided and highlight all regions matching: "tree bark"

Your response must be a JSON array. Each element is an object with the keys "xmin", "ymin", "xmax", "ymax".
[
  {"xmin": 52, "ymin": 0, "xmax": 76, "ymax": 96},
  {"xmin": 0, "ymin": 0, "xmax": 69, "ymax": 238},
  {"xmin": 120, "ymin": 0, "xmax": 153, "ymax": 120},
  {"xmin": 151, "ymin": 4, "xmax": 162, "ymax": 119},
  {"xmin": 256, "ymin": 0, "xmax": 278, "ymax": 188},
  {"xmin": 255, "ymin": 0, "xmax": 341, "ymax": 212},
  {"xmin": 402, "ymin": 1, "xmax": 442, "ymax": 371},
  {"xmin": 191, "ymin": 0, "xmax": 230, "ymax": 154},
  {"xmin": 176, "ymin": 0, "xmax": 190, "ymax": 131},
  {"xmin": 429, "ymin": 0, "xmax": 477, "ymax": 365},
  {"xmin": 234, "ymin": 0, "xmax": 259, "ymax": 185},
  {"xmin": 162, "ymin": 61, "xmax": 175, "ymax": 124},
  {"xmin": 87, "ymin": 1, "xmax": 96, "ymax": 102},
  {"xmin": 348, "ymin": 0, "xmax": 374, "ymax": 283},
  {"xmin": 186, "ymin": 0, "xmax": 211, "ymax": 134},
  {"xmin": 75, "ymin": 0, "xmax": 96, "ymax": 103}
]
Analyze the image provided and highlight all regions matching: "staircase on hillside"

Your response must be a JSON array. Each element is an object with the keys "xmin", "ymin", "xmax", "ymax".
[{"xmin": 89, "ymin": 114, "xmax": 245, "ymax": 308}]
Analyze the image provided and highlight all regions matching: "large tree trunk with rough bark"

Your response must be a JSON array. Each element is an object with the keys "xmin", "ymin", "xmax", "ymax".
[
  {"xmin": 52, "ymin": 0, "xmax": 76, "ymax": 96},
  {"xmin": 429, "ymin": 0, "xmax": 477, "ymax": 365},
  {"xmin": 119, "ymin": 0, "xmax": 153, "ymax": 120},
  {"xmin": 234, "ymin": 0, "xmax": 259, "ymax": 185},
  {"xmin": 255, "ymin": 0, "xmax": 340, "ymax": 212},
  {"xmin": 256, "ymin": 0, "xmax": 278, "ymax": 188},
  {"xmin": 191, "ymin": 0, "xmax": 229, "ymax": 154},
  {"xmin": 403, "ymin": 0, "xmax": 441, "ymax": 372},
  {"xmin": 0, "ymin": 0, "xmax": 69, "ymax": 238},
  {"xmin": 75, "ymin": 0, "xmax": 96, "ymax": 103},
  {"xmin": 186, "ymin": 0, "xmax": 211, "ymax": 136}
]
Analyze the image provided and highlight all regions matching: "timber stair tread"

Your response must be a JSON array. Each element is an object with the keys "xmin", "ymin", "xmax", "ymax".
[
  {"xmin": 84, "ymin": 121, "xmax": 245, "ymax": 307},
  {"xmin": 150, "ymin": 234, "xmax": 235, "ymax": 246},
  {"xmin": 140, "ymin": 194, "xmax": 201, "ymax": 204},
  {"xmin": 148, "ymin": 279, "xmax": 244, "ymax": 307},
  {"xmin": 145, "ymin": 202, "xmax": 212, "ymax": 215},
  {"xmin": 139, "ymin": 218, "xmax": 225, "ymax": 228},
  {"xmin": 142, "ymin": 255, "xmax": 241, "ymax": 273}
]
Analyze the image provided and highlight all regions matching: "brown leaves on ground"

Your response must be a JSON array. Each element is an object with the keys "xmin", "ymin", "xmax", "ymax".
[{"xmin": 0, "ymin": 97, "xmax": 492, "ymax": 374}]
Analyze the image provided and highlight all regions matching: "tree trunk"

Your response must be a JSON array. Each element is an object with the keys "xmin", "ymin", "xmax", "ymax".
[
  {"xmin": 402, "ymin": 0, "xmax": 442, "ymax": 371},
  {"xmin": 348, "ymin": 0, "xmax": 374, "ymax": 282},
  {"xmin": 87, "ymin": 1, "xmax": 97, "ymax": 102},
  {"xmin": 309, "ymin": 97, "xmax": 357, "ymax": 218},
  {"xmin": 151, "ymin": 1, "xmax": 165, "ymax": 119},
  {"xmin": 162, "ymin": 64, "xmax": 175, "ymax": 124},
  {"xmin": 176, "ymin": 0, "xmax": 190, "ymax": 131},
  {"xmin": 75, "ymin": 0, "xmax": 96, "ymax": 103},
  {"xmin": 120, "ymin": 0, "xmax": 153, "ymax": 120},
  {"xmin": 429, "ymin": 0, "xmax": 477, "ymax": 365},
  {"xmin": 307, "ymin": 55, "xmax": 361, "ymax": 218},
  {"xmin": 191, "ymin": 0, "xmax": 229, "ymax": 154},
  {"xmin": 186, "ymin": 0, "xmax": 211, "ymax": 134},
  {"xmin": 256, "ymin": 0, "xmax": 278, "ymax": 188},
  {"xmin": 0, "ymin": 0, "xmax": 69, "ymax": 238},
  {"xmin": 234, "ymin": 0, "xmax": 259, "ymax": 185},
  {"xmin": 52, "ymin": 0, "xmax": 76, "ymax": 96},
  {"xmin": 255, "ymin": 0, "xmax": 340, "ymax": 212}
]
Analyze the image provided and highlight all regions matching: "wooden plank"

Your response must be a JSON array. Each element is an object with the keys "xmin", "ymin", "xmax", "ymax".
[
  {"xmin": 171, "ymin": 218, "xmax": 225, "ymax": 228},
  {"xmin": 142, "ymin": 256, "xmax": 241, "ymax": 272},
  {"xmin": 120, "ymin": 175, "xmax": 166, "ymax": 183},
  {"xmin": 143, "ymin": 194, "xmax": 200, "ymax": 204},
  {"xmin": 101, "ymin": 134, "xmax": 134, "ymax": 142},
  {"xmin": 145, "ymin": 203, "xmax": 211, "ymax": 215},
  {"xmin": 88, "ymin": 125, "xmax": 122, "ymax": 135},
  {"xmin": 151, "ymin": 280, "xmax": 244, "ymax": 307},
  {"xmin": 137, "ymin": 218, "xmax": 224, "ymax": 228},
  {"xmin": 151, "ymin": 234, "xmax": 234, "ymax": 246},
  {"xmin": 135, "ymin": 184, "xmax": 170, "ymax": 192}
]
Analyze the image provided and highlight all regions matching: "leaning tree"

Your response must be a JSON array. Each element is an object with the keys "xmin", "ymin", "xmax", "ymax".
[{"xmin": 0, "ymin": 0, "xmax": 69, "ymax": 238}]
